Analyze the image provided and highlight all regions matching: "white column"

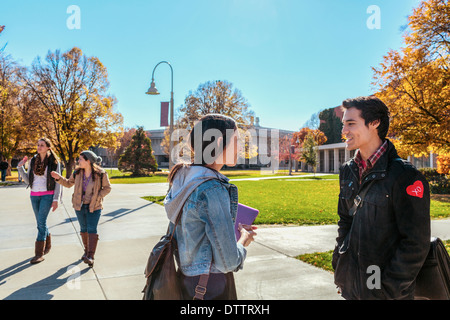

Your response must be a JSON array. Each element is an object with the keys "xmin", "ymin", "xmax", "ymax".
[
  {"xmin": 324, "ymin": 149, "xmax": 329, "ymax": 173},
  {"xmin": 345, "ymin": 148, "xmax": 350, "ymax": 162},
  {"xmin": 430, "ymin": 152, "xmax": 434, "ymax": 169},
  {"xmin": 316, "ymin": 151, "xmax": 320, "ymax": 172},
  {"xmin": 334, "ymin": 148, "xmax": 339, "ymax": 173}
]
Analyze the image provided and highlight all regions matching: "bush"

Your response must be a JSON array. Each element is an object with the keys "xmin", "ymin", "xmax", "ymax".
[{"xmin": 419, "ymin": 168, "xmax": 450, "ymax": 194}]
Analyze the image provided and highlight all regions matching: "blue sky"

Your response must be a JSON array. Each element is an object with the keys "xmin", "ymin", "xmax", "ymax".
[{"xmin": 0, "ymin": 0, "xmax": 420, "ymax": 132}]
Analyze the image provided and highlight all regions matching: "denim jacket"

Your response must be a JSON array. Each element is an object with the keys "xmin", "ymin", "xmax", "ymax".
[{"xmin": 164, "ymin": 165, "xmax": 247, "ymax": 276}]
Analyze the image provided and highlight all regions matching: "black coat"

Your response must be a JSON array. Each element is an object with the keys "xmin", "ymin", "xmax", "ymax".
[{"xmin": 332, "ymin": 139, "xmax": 430, "ymax": 300}]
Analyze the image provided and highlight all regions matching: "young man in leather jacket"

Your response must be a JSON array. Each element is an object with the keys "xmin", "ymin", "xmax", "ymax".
[{"xmin": 332, "ymin": 96, "xmax": 430, "ymax": 300}]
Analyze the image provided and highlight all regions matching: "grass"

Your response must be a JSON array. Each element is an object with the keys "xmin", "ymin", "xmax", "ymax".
[
  {"xmin": 296, "ymin": 250, "xmax": 334, "ymax": 273},
  {"xmin": 107, "ymin": 169, "xmax": 310, "ymax": 184},
  {"xmin": 141, "ymin": 175, "xmax": 449, "ymax": 225},
  {"xmin": 141, "ymin": 195, "xmax": 165, "ymax": 205},
  {"xmin": 233, "ymin": 179, "xmax": 341, "ymax": 225},
  {"xmin": 297, "ymin": 240, "xmax": 450, "ymax": 273}
]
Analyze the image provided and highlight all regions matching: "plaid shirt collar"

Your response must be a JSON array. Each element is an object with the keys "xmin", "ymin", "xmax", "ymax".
[{"xmin": 354, "ymin": 140, "xmax": 388, "ymax": 181}]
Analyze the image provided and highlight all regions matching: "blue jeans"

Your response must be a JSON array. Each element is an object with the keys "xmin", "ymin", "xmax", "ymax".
[
  {"xmin": 30, "ymin": 195, "xmax": 54, "ymax": 241},
  {"xmin": 75, "ymin": 204, "xmax": 101, "ymax": 234},
  {"xmin": 1, "ymin": 169, "xmax": 6, "ymax": 182}
]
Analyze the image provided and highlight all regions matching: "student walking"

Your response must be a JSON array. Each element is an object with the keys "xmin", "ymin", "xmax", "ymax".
[
  {"xmin": 0, "ymin": 157, "xmax": 8, "ymax": 182},
  {"xmin": 163, "ymin": 114, "xmax": 256, "ymax": 300},
  {"xmin": 51, "ymin": 150, "xmax": 111, "ymax": 267},
  {"xmin": 17, "ymin": 138, "xmax": 62, "ymax": 264},
  {"xmin": 333, "ymin": 96, "xmax": 430, "ymax": 300}
]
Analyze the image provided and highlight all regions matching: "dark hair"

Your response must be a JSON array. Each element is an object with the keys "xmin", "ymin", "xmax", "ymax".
[
  {"xmin": 341, "ymin": 95, "xmax": 390, "ymax": 140},
  {"xmin": 74, "ymin": 153, "xmax": 102, "ymax": 181},
  {"xmin": 168, "ymin": 114, "xmax": 237, "ymax": 184},
  {"xmin": 38, "ymin": 138, "xmax": 59, "ymax": 165}
]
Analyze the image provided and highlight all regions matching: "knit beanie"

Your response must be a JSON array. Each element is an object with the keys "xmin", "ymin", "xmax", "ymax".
[{"xmin": 81, "ymin": 150, "xmax": 102, "ymax": 165}]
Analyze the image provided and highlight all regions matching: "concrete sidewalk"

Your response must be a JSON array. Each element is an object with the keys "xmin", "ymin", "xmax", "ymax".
[{"xmin": 0, "ymin": 183, "xmax": 449, "ymax": 300}]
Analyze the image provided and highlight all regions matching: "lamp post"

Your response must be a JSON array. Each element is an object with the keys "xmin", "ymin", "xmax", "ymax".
[{"xmin": 146, "ymin": 61, "xmax": 174, "ymax": 170}]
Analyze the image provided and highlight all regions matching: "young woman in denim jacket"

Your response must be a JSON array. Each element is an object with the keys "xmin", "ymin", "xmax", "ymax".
[
  {"xmin": 17, "ymin": 138, "xmax": 62, "ymax": 264},
  {"xmin": 164, "ymin": 114, "xmax": 256, "ymax": 300}
]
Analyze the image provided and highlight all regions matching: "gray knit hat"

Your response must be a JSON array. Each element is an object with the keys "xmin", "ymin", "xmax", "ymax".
[{"xmin": 80, "ymin": 150, "xmax": 102, "ymax": 164}]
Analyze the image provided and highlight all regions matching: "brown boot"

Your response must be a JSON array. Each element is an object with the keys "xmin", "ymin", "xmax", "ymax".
[
  {"xmin": 44, "ymin": 234, "xmax": 51, "ymax": 255},
  {"xmin": 80, "ymin": 232, "xmax": 89, "ymax": 262},
  {"xmin": 86, "ymin": 233, "xmax": 99, "ymax": 267},
  {"xmin": 30, "ymin": 241, "xmax": 46, "ymax": 264}
]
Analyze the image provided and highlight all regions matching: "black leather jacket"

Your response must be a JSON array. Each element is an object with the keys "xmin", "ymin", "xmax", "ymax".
[{"xmin": 332, "ymin": 140, "xmax": 430, "ymax": 300}]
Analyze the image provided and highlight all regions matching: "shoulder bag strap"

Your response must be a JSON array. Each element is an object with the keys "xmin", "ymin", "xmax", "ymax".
[
  {"xmin": 338, "ymin": 179, "xmax": 377, "ymax": 254},
  {"xmin": 167, "ymin": 177, "xmax": 218, "ymax": 300}
]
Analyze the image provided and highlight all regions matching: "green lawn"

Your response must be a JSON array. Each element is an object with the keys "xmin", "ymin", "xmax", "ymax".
[
  {"xmin": 142, "ymin": 177, "xmax": 450, "ymax": 225},
  {"xmin": 138, "ymin": 172, "xmax": 450, "ymax": 275},
  {"xmin": 233, "ymin": 179, "xmax": 341, "ymax": 225},
  {"xmin": 297, "ymin": 240, "xmax": 450, "ymax": 273},
  {"xmin": 234, "ymin": 178, "xmax": 450, "ymax": 225},
  {"xmin": 108, "ymin": 169, "xmax": 310, "ymax": 184}
]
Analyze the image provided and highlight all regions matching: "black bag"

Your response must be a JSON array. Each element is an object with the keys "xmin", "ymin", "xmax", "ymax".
[
  {"xmin": 142, "ymin": 197, "xmax": 211, "ymax": 300},
  {"xmin": 414, "ymin": 237, "xmax": 450, "ymax": 300},
  {"xmin": 142, "ymin": 230, "xmax": 182, "ymax": 300}
]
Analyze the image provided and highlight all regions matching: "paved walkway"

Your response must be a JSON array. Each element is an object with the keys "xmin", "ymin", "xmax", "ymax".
[{"xmin": 0, "ymin": 181, "xmax": 449, "ymax": 300}]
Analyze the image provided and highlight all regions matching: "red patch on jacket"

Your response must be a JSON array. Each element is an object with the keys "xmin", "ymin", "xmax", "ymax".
[{"xmin": 406, "ymin": 180, "xmax": 424, "ymax": 198}]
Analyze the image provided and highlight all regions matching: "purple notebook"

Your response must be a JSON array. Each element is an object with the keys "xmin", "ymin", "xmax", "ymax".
[{"xmin": 235, "ymin": 203, "xmax": 259, "ymax": 240}]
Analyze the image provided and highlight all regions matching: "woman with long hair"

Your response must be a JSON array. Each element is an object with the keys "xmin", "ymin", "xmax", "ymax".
[
  {"xmin": 17, "ymin": 138, "xmax": 62, "ymax": 264},
  {"xmin": 164, "ymin": 114, "xmax": 257, "ymax": 300},
  {"xmin": 51, "ymin": 150, "xmax": 111, "ymax": 267}
]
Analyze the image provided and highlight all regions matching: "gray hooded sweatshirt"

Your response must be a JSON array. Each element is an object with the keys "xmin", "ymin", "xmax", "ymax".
[{"xmin": 163, "ymin": 165, "xmax": 229, "ymax": 224}]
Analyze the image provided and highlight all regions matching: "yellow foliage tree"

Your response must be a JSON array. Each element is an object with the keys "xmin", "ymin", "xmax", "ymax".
[
  {"xmin": 23, "ymin": 47, "xmax": 123, "ymax": 177},
  {"xmin": 372, "ymin": 0, "xmax": 450, "ymax": 160}
]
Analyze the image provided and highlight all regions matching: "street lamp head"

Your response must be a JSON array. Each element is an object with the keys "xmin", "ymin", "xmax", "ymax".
[{"xmin": 145, "ymin": 80, "xmax": 159, "ymax": 95}]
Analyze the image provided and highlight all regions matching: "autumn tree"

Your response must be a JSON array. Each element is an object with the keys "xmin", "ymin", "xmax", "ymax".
[
  {"xmin": 118, "ymin": 127, "xmax": 157, "ymax": 176},
  {"xmin": 22, "ymin": 47, "xmax": 124, "ymax": 177},
  {"xmin": 291, "ymin": 127, "xmax": 327, "ymax": 162},
  {"xmin": 178, "ymin": 80, "xmax": 255, "ymax": 129},
  {"xmin": 0, "ymin": 53, "xmax": 40, "ymax": 174},
  {"xmin": 301, "ymin": 132, "xmax": 319, "ymax": 176},
  {"xmin": 161, "ymin": 80, "xmax": 256, "ymax": 164},
  {"xmin": 277, "ymin": 128, "xmax": 326, "ymax": 172},
  {"xmin": 108, "ymin": 127, "xmax": 137, "ymax": 165},
  {"xmin": 372, "ymin": 0, "xmax": 450, "ymax": 158}
]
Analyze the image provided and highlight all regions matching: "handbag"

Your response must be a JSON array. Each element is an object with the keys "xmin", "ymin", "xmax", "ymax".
[
  {"xmin": 142, "ymin": 194, "xmax": 211, "ymax": 300},
  {"xmin": 414, "ymin": 237, "xmax": 450, "ymax": 300}
]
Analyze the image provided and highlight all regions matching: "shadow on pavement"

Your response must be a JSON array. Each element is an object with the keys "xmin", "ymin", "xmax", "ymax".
[
  {"xmin": 3, "ymin": 261, "xmax": 90, "ymax": 300},
  {"xmin": 100, "ymin": 202, "xmax": 155, "ymax": 224}
]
